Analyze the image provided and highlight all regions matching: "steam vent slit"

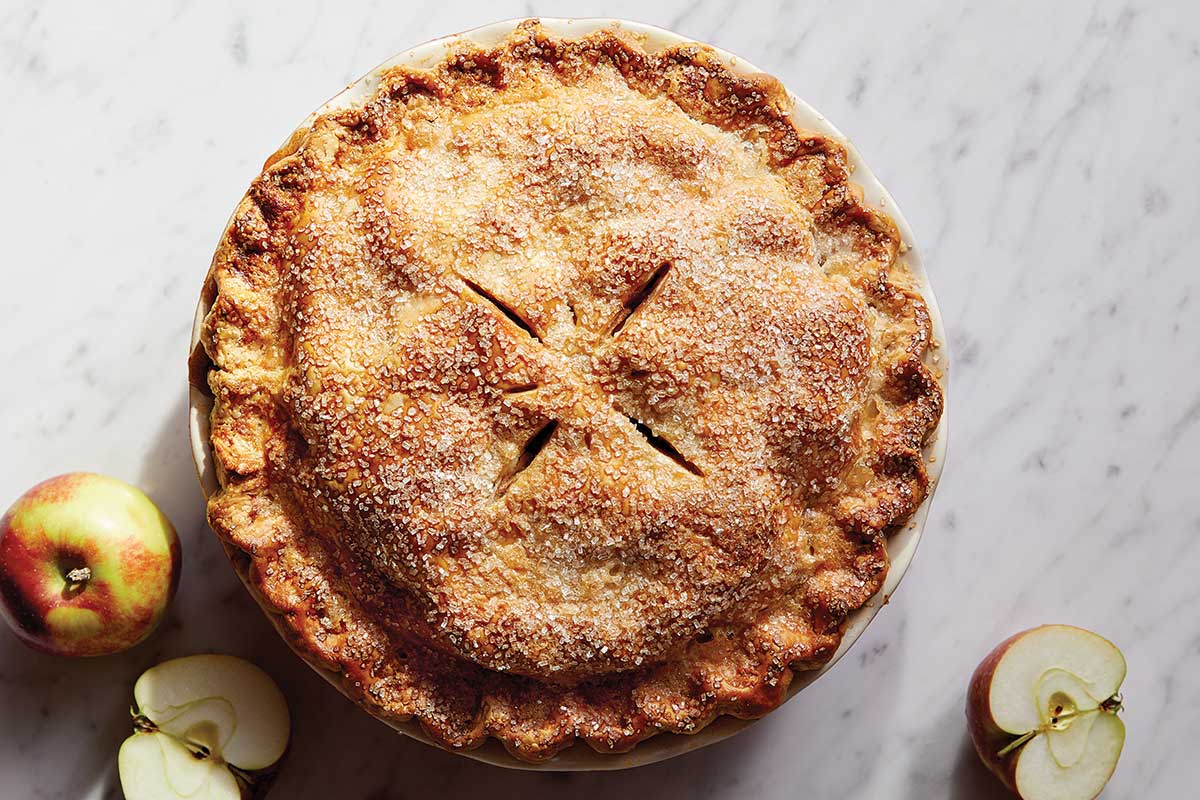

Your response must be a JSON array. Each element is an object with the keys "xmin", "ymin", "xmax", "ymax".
[
  {"xmin": 627, "ymin": 415, "xmax": 703, "ymax": 476},
  {"xmin": 495, "ymin": 421, "xmax": 558, "ymax": 495},
  {"xmin": 609, "ymin": 262, "xmax": 671, "ymax": 336},
  {"xmin": 463, "ymin": 278, "xmax": 541, "ymax": 341}
]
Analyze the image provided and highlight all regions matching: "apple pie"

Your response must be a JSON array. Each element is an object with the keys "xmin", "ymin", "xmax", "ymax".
[{"xmin": 199, "ymin": 21, "xmax": 943, "ymax": 762}]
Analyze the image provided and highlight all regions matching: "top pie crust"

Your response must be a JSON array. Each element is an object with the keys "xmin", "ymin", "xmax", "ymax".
[{"xmin": 200, "ymin": 21, "xmax": 943, "ymax": 761}]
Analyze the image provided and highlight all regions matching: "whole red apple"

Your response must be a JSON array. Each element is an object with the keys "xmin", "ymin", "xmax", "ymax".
[{"xmin": 0, "ymin": 473, "xmax": 180, "ymax": 657}]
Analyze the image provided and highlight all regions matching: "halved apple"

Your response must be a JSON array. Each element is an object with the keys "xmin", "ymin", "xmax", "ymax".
[
  {"xmin": 967, "ymin": 625, "xmax": 1126, "ymax": 800},
  {"xmin": 118, "ymin": 654, "xmax": 290, "ymax": 799}
]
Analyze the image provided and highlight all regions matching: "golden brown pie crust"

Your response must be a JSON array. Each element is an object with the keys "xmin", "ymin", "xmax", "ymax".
[{"xmin": 200, "ymin": 21, "xmax": 943, "ymax": 762}]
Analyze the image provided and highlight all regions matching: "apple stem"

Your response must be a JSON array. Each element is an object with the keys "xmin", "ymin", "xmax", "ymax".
[
  {"xmin": 995, "ymin": 696, "xmax": 1126, "ymax": 759},
  {"xmin": 228, "ymin": 763, "xmax": 255, "ymax": 785},
  {"xmin": 65, "ymin": 566, "xmax": 91, "ymax": 587},
  {"xmin": 997, "ymin": 729, "xmax": 1037, "ymax": 758},
  {"xmin": 131, "ymin": 713, "xmax": 158, "ymax": 734}
]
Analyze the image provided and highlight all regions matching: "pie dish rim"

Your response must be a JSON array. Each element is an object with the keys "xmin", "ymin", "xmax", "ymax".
[{"xmin": 187, "ymin": 16, "xmax": 950, "ymax": 771}]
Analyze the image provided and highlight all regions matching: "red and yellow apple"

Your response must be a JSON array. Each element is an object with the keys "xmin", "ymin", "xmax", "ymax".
[
  {"xmin": 967, "ymin": 625, "xmax": 1126, "ymax": 800},
  {"xmin": 0, "ymin": 472, "xmax": 180, "ymax": 656}
]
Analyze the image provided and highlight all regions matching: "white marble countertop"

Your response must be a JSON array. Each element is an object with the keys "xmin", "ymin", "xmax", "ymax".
[{"xmin": 2, "ymin": 1, "xmax": 1197, "ymax": 797}]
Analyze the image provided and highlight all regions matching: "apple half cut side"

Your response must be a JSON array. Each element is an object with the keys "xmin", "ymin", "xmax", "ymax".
[
  {"xmin": 119, "ymin": 654, "xmax": 290, "ymax": 800},
  {"xmin": 967, "ymin": 625, "xmax": 1126, "ymax": 800}
]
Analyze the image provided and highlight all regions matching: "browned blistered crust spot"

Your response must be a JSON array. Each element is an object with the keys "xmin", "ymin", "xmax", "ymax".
[{"xmin": 202, "ymin": 20, "xmax": 942, "ymax": 762}]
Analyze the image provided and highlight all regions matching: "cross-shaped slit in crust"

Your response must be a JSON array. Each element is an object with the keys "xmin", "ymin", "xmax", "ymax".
[
  {"xmin": 495, "ymin": 420, "xmax": 558, "ymax": 496},
  {"xmin": 607, "ymin": 262, "xmax": 671, "ymax": 336},
  {"xmin": 458, "ymin": 263, "xmax": 702, "ymax": 489}
]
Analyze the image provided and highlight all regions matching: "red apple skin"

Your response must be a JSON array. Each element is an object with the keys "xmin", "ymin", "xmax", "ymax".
[
  {"xmin": 0, "ymin": 473, "xmax": 181, "ymax": 657},
  {"xmin": 966, "ymin": 628, "xmax": 1035, "ymax": 795}
]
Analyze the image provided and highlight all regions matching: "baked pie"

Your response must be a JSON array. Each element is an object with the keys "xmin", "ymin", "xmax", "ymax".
[{"xmin": 198, "ymin": 21, "xmax": 943, "ymax": 762}]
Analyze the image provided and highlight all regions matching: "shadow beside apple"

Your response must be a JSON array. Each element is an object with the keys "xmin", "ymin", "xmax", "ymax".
[{"xmin": 948, "ymin": 732, "xmax": 1014, "ymax": 800}]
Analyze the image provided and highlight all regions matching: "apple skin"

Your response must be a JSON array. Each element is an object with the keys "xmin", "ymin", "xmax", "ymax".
[
  {"xmin": 968, "ymin": 625, "xmax": 1126, "ymax": 800},
  {"xmin": 966, "ymin": 629, "xmax": 1028, "ymax": 792},
  {"xmin": 0, "ymin": 473, "xmax": 180, "ymax": 657}
]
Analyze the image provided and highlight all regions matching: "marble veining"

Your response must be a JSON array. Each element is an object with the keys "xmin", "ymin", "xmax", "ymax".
[{"xmin": 1, "ymin": 0, "xmax": 1197, "ymax": 797}]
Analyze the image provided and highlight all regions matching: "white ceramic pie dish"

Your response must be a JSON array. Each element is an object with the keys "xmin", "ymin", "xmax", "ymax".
[{"xmin": 189, "ymin": 17, "xmax": 949, "ymax": 771}]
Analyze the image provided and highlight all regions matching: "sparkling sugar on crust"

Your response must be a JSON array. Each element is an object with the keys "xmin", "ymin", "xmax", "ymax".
[{"xmin": 202, "ymin": 21, "xmax": 942, "ymax": 761}]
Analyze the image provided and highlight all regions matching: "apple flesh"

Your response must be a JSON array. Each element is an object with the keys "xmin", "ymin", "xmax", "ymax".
[
  {"xmin": 119, "ymin": 654, "xmax": 291, "ymax": 799},
  {"xmin": 0, "ymin": 473, "xmax": 180, "ymax": 656},
  {"xmin": 967, "ymin": 625, "xmax": 1126, "ymax": 800}
]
